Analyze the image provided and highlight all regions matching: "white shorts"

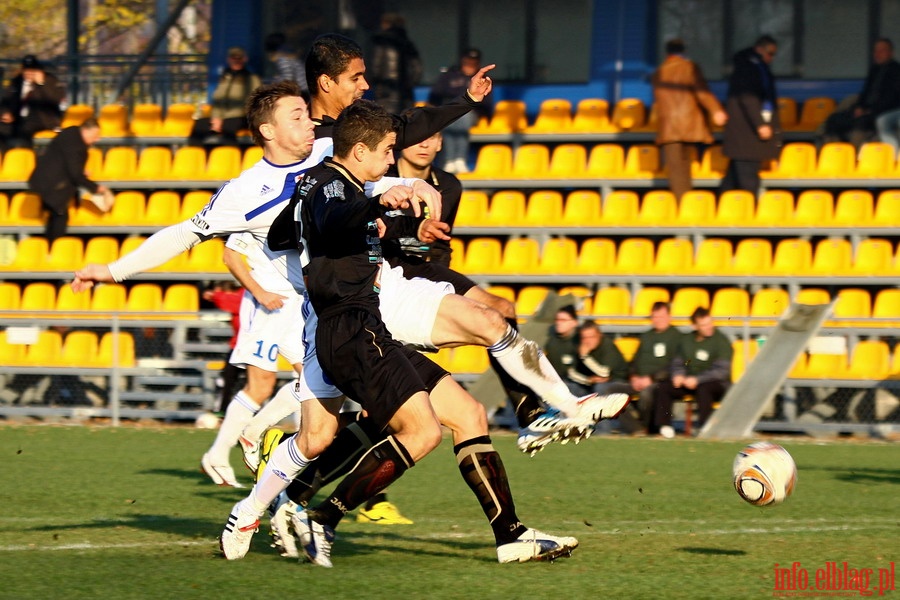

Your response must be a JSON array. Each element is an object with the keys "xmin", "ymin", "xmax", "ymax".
[
  {"xmin": 297, "ymin": 296, "xmax": 343, "ymax": 399},
  {"xmin": 229, "ymin": 289, "xmax": 305, "ymax": 371},
  {"xmin": 378, "ymin": 262, "xmax": 454, "ymax": 350}
]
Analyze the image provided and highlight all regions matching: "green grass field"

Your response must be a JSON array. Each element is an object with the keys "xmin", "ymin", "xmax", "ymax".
[{"xmin": 1, "ymin": 424, "xmax": 896, "ymax": 599}]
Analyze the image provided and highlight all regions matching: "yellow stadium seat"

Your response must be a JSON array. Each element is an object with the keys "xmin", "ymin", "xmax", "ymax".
[
  {"xmin": 163, "ymin": 283, "xmax": 200, "ymax": 315},
  {"xmin": 5, "ymin": 237, "xmax": 49, "ymax": 271},
  {"xmin": 8, "ymin": 192, "xmax": 45, "ymax": 225},
  {"xmin": 771, "ymin": 238, "xmax": 813, "ymax": 275},
  {"xmin": 106, "ymin": 191, "xmax": 146, "ymax": 225},
  {"xmin": 753, "ymin": 190, "xmax": 794, "ymax": 226},
  {"xmin": 750, "ymin": 288, "xmax": 790, "ymax": 325},
  {"xmin": 843, "ymin": 340, "xmax": 890, "ymax": 379},
  {"xmin": 525, "ymin": 98, "xmax": 572, "ymax": 133},
  {"xmin": 636, "ymin": 190, "xmax": 677, "ymax": 225},
  {"xmin": 0, "ymin": 282, "xmax": 21, "ymax": 310},
  {"xmin": 828, "ymin": 288, "xmax": 872, "ymax": 328},
  {"xmin": 0, "ymin": 192, "xmax": 8, "ymax": 222},
  {"xmin": 799, "ymin": 352, "xmax": 847, "ymax": 379},
  {"xmin": 730, "ymin": 339, "xmax": 760, "ymax": 381},
  {"xmin": 55, "ymin": 284, "xmax": 90, "ymax": 314},
  {"xmin": 134, "ymin": 146, "xmax": 173, "ymax": 180},
  {"xmin": 894, "ymin": 346, "xmax": 900, "ymax": 376},
  {"xmin": 791, "ymin": 97, "xmax": 836, "ymax": 131},
  {"xmin": 763, "ymin": 142, "xmax": 816, "ymax": 178},
  {"xmin": 60, "ymin": 331, "xmax": 99, "ymax": 366},
  {"xmin": 632, "ymin": 287, "xmax": 671, "ymax": 319},
  {"xmin": 0, "ymin": 331, "xmax": 26, "ymax": 365},
  {"xmin": 813, "ymin": 142, "xmax": 856, "ymax": 177},
  {"xmin": 692, "ymin": 238, "xmax": 733, "ymax": 275},
  {"xmin": 95, "ymin": 332, "xmax": 136, "ymax": 367},
  {"xmin": 98, "ymin": 146, "xmax": 138, "ymax": 180},
  {"xmin": 21, "ymin": 282, "xmax": 57, "ymax": 311},
  {"xmin": 575, "ymin": 237, "xmax": 616, "ymax": 273},
  {"xmin": 810, "ymin": 238, "xmax": 853, "ymax": 275},
  {"xmin": 454, "ymin": 191, "xmax": 489, "ymax": 226},
  {"xmin": 242, "ymin": 146, "xmax": 264, "ymax": 171},
  {"xmin": 558, "ymin": 286, "xmax": 593, "ymax": 312},
  {"xmin": 585, "ymin": 143, "xmax": 625, "ymax": 177},
  {"xmin": 98, "ymin": 104, "xmax": 129, "ymax": 137},
  {"xmin": 611, "ymin": 98, "xmax": 646, "ymax": 130},
  {"xmin": 794, "ymin": 288, "xmax": 831, "ymax": 306},
  {"xmin": 485, "ymin": 286, "xmax": 516, "ymax": 304},
  {"xmin": 792, "ymin": 190, "xmax": 834, "ymax": 225},
  {"xmin": 169, "ymin": 146, "xmax": 208, "ymax": 180},
  {"xmin": 69, "ymin": 196, "xmax": 107, "ymax": 226},
  {"xmin": 547, "ymin": 144, "xmax": 587, "ymax": 178},
  {"xmin": 614, "ymin": 237, "xmax": 654, "ymax": 274},
  {"xmin": 732, "ymin": 238, "xmax": 773, "ymax": 275},
  {"xmin": 524, "ymin": 190, "xmax": 564, "ymax": 226},
  {"xmin": 180, "ymin": 190, "xmax": 213, "ymax": 221},
  {"xmin": 777, "ymin": 98, "xmax": 798, "ymax": 130},
  {"xmin": 592, "ymin": 287, "xmax": 631, "ymax": 322},
  {"xmin": 186, "ymin": 238, "xmax": 226, "ymax": 272},
  {"xmin": 571, "ymin": 98, "xmax": 615, "ymax": 133},
  {"xmin": 85, "ymin": 146, "xmax": 103, "ymax": 179},
  {"xmin": 205, "ymin": 145, "xmax": 242, "ymax": 181},
  {"xmin": 714, "ymin": 190, "xmax": 756, "ymax": 226},
  {"xmin": 449, "ymin": 238, "xmax": 465, "ymax": 272},
  {"xmin": 635, "ymin": 103, "xmax": 658, "ymax": 133},
  {"xmin": 515, "ymin": 286, "xmax": 550, "ymax": 317},
  {"xmin": 160, "ymin": 103, "xmax": 197, "ymax": 137},
  {"xmin": 45, "ymin": 236, "xmax": 84, "ymax": 271},
  {"xmin": 711, "ymin": 288, "xmax": 750, "ymax": 318},
  {"xmin": 498, "ymin": 238, "xmax": 541, "ymax": 274},
  {"xmin": 873, "ymin": 289, "xmax": 900, "ymax": 327},
  {"xmin": 670, "ymin": 287, "xmax": 709, "ymax": 323},
  {"xmin": 471, "ymin": 100, "xmax": 527, "ymax": 134},
  {"xmin": 143, "ymin": 191, "xmax": 182, "ymax": 226},
  {"xmin": 614, "ymin": 336, "xmax": 641, "ymax": 362},
  {"xmin": 675, "ymin": 190, "xmax": 716, "ymax": 225},
  {"xmin": 651, "ymin": 237, "xmax": 693, "ymax": 274},
  {"xmin": 600, "ymin": 190, "xmax": 639, "ymax": 225},
  {"xmin": 449, "ymin": 345, "xmax": 490, "ymax": 374},
  {"xmin": 130, "ymin": 103, "xmax": 163, "ymax": 136},
  {"xmin": 61, "ymin": 104, "xmax": 95, "ymax": 128},
  {"xmin": 873, "ymin": 190, "xmax": 900, "ymax": 226},
  {"xmin": 118, "ymin": 236, "xmax": 147, "ymax": 263},
  {"xmin": 621, "ymin": 144, "xmax": 659, "ymax": 177},
  {"xmin": 485, "ymin": 190, "xmax": 526, "ymax": 226},
  {"xmin": 460, "ymin": 238, "xmax": 502, "ymax": 274},
  {"xmin": 786, "ymin": 351, "xmax": 809, "ymax": 378},
  {"xmin": 426, "ymin": 348, "xmax": 454, "ymax": 372},
  {"xmin": 0, "ymin": 237, "xmax": 14, "ymax": 268},
  {"xmin": 510, "ymin": 144, "xmax": 550, "ymax": 178},
  {"xmin": 22, "ymin": 330, "xmax": 64, "ymax": 366},
  {"xmin": 562, "ymin": 190, "xmax": 602, "ymax": 226},
  {"xmin": 693, "ymin": 144, "xmax": 729, "ymax": 179},
  {"xmin": 462, "ymin": 144, "xmax": 513, "ymax": 179},
  {"xmin": 850, "ymin": 238, "xmax": 894, "ymax": 275},
  {"xmin": 855, "ymin": 142, "xmax": 896, "ymax": 177},
  {"xmin": 126, "ymin": 283, "xmax": 164, "ymax": 314},
  {"xmin": 537, "ymin": 237, "xmax": 578, "ymax": 274},
  {"xmin": 0, "ymin": 148, "xmax": 36, "ymax": 181},
  {"xmin": 90, "ymin": 283, "xmax": 128, "ymax": 313}
]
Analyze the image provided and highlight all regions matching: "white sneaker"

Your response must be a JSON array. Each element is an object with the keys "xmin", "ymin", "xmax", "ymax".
[
  {"xmin": 269, "ymin": 492, "xmax": 299, "ymax": 558},
  {"xmin": 295, "ymin": 510, "xmax": 335, "ymax": 568},
  {"xmin": 220, "ymin": 501, "xmax": 260, "ymax": 560},
  {"xmin": 660, "ymin": 425, "xmax": 676, "ymax": 439},
  {"xmin": 201, "ymin": 453, "xmax": 244, "ymax": 488},
  {"xmin": 496, "ymin": 528, "xmax": 579, "ymax": 563},
  {"xmin": 574, "ymin": 393, "xmax": 630, "ymax": 426},
  {"xmin": 238, "ymin": 434, "xmax": 261, "ymax": 475},
  {"xmin": 516, "ymin": 409, "xmax": 589, "ymax": 456},
  {"xmin": 454, "ymin": 158, "xmax": 470, "ymax": 174}
]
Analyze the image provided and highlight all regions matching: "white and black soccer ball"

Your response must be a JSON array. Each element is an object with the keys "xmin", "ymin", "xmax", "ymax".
[
  {"xmin": 194, "ymin": 412, "xmax": 221, "ymax": 430},
  {"xmin": 732, "ymin": 441, "xmax": 797, "ymax": 506}
]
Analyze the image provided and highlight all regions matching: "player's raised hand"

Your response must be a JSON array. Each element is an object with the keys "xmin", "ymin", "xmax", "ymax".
[
  {"xmin": 410, "ymin": 179, "xmax": 442, "ymax": 222},
  {"xmin": 71, "ymin": 264, "xmax": 114, "ymax": 293},
  {"xmin": 468, "ymin": 64, "xmax": 496, "ymax": 101},
  {"xmin": 380, "ymin": 185, "xmax": 418, "ymax": 215}
]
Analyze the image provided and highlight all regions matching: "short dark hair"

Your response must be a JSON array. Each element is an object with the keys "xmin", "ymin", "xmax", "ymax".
[
  {"xmin": 246, "ymin": 80, "xmax": 305, "ymax": 146},
  {"xmin": 754, "ymin": 34, "xmax": 777, "ymax": 48},
  {"xmin": 690, "ymin": 306, "xmax": 711, "ymax": 323},
  {"xmin": 332, "ymin": 99, "xmax": 396, "ymax": 158},
  {"xmin": 557, "ymin": 304, "xmax": 578, "ymax": 321},
  {"xmin": 876, "ymin": 37, "xmax": 894, "ymax": 51},
  {"xmin": 80, "ymin": 117, "xmax": 100, "ymax": 130},
  {"xmin": 665, "ymin": 39, "xmax": 685, "ymax": 55},
  {"xmin": 305, "ymin": 33, "xmax": 364, "ymax": 97},
  {"xmin": 651, "ymin": 301, "xmax": 671, "ymax": 313},
  {"xmin": 579, "ymin": 320, "xmax": 602, "ymax": 335}
]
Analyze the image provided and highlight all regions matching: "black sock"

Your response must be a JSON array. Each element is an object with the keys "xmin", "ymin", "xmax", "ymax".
[
  {"xmin": 455, "ymin": 436, "xmax": 528, "ymax": 545},
  {"xmin": 310, "ymin": 436, "xmax": 414, "ymax": 530},
  {"xmin": 364, "ymin": 492, "xmax": 388, "ymax": 511},
  {"xmin": 488, "ymin": 317, "xmax": 546, "ymax": 428}
]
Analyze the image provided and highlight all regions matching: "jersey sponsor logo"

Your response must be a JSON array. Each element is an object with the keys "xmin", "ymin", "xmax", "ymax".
[
  {"xmin": 259, "ymin": 184, "xmax": 273, "ymax": 196},
  {"xmin": 696, "ymin": 349, "xmax": 709, "ymax": 361},
  {"xmin": 323, "ymin": 180, "xmax": 344, "ymax": 202}
]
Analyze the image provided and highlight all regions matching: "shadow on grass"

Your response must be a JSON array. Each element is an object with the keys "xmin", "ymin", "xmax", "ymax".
[
  {"xmin": 799, "ymin": 466, "xmax": 900, "ymax": 485},
  {"xmin": 677, "ymin": 547, "xmax": 747, "ymax": 556}
]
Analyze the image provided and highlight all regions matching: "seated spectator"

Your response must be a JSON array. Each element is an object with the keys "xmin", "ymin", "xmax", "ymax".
[
  {"xmin": 264, "ymin": 32, "xmax": 308, "ymax": 92},
  {"xmin": 566, "ymin": 321, "xmax": 629, "ymax": 397},
  {"xmin": 822, "ymin": 38, "xmax": 900, "ymax": 146},
  {"xmin": 189, "ymin": 47, "xmax": 261, "ymax": 147},
  {"xmin": 369, "ymin": 12, "xmax": 422, "ymax": 115},
  {"xmin": 543, "ymin": 304, "xmax": 580, "ymax": 382},
  {"xmin": 651, "ymin": 307, "xmax": 732, "ymax": 438},
  {"xmin": 0, "ymin": 54, "xmax": 65, "ymax": 148}
]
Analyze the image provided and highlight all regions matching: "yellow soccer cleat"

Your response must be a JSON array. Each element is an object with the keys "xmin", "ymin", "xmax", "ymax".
[
  {"xmin": 356, "ymin": 501, "xmax": 413, "ymax": 525},
  {"xmin": 256, "ymin": 428, "xmax": 286, "ymax": 482}
]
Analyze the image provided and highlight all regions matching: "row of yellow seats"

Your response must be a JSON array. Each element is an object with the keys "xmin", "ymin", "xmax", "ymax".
[
  {"xmin": 0, "ymin": 281, "xmax": 200, "ymax": 317},
  {"xmin": 44, "ymin": 102, "xmax": 204, "ymax": 138},
  {"xmin": 0, "ymin": 236, "xmax": 226, "ymax": 273},
  {"xmin": 454, "ymin": 188, "xmax": 900, "ymax": 228},
  {"xmin": 1, "ymin": 190, "xmax": 212, "ymax": 228},
  {"xmin": 450, "ymin": 235, "xmax": 900, "ymax": 277},
  {"xmin": 469, "ymin": 96, "xmax": 836, "ymax": 136},
  {"xmin": 763, "ymin": 141, "xmax": 900, "ymax": 178},
  {"xmin": 786, "ymin": 340, "xmax": 900, "ymax": 381},
  {"xmin": 0, "ymin": 145, "xmax": 263, "ymax": 182},
  {"xmin": 0, "ymin": 329, "xmax": 135, "ymax": 367}
]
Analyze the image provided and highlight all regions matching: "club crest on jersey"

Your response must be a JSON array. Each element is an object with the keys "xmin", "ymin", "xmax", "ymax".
[{"xmin": 323, "ymin": 180, "xmax": 344, "ymax": 203}]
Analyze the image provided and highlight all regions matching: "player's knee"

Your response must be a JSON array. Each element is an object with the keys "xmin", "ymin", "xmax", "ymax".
[{"xmin": 465, "ymin": 303, "xmax": 508, "ymax": 345}]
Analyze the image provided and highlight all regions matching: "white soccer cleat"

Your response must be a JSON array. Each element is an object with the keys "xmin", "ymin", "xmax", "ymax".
[
  {"xmin": 295, "ymin": 510, "xmax": 335, "ymax": 568},
  {"xmin": 516, "ymin": 409, "xmax": 588, "ymax": 456},
  {"xmin": 496, "ymin": 528, "xmax": 579, "ymax": 563},
  {"xmin": 269, "ymin": 492, "xmax": 299, "ymax": 558},
  {"xmin": 220, "ymin": 501, "xmax": 260, "ymax": 560},
  {"xmin": 201, "ymin": 453, "xmax": 245, "ymax": 488},
  {"xmin": 238, "ymin": 434, "xmax": 262, "ymax": 475},
  {"xmin": 574, "ymin": 393, "xmax": 630, "ymax": 426}
]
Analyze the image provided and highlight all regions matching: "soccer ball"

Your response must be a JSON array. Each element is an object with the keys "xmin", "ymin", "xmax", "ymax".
[
  {"xmin": 194, "ymin": 412, "xmax": 221, "ymax": 430},
  {"xmin": 732, "ymin": 441, "xmax": 797, "ymax": 506}
]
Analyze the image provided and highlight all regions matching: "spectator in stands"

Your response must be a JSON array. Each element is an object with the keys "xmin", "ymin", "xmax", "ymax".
[
  {"xmin": 369, "ymin": 12, "xmax": 423, "ymax": 115},
  {"xmin": 822, "ymin": 38, "xmax": 900, "ymax": 147},
  {"xmin": 543, "ymin": 305, "xmax": 581, "ymax": 382},
  {"xmin": 566, "ymin": 321, "xmax": 630, "ymax": 397},
  {"xmin": 428, "ymin": 48, "xmax": 493, "ymax": 173},
  {"xmin": 188, "ymin": 47, "xmax": 261, "ymax": 147},
  {"xmin": 720, "ymin": 35, "xmax": 781, "ymax": 195},
  {"xmin": 385, "ymin": 129, "xmax": 460, "ymax": 266},
  {"xmin": 203, "ymin": 281, "xmax": 245, "ymax": 415},
  {"xmin": 27, "ymin": 117, "xmax": 109, "ymax": 242},
  {"xmin": 652, "ymin": 38, "xmax": 727, "ymax": 199},
  {"xmin": 0, "ymin": 54, "xmax": 65, "ymax": 148},
  {"xmin": 651, "ymin": 307, "xmax": 732, "ymax": 438},
  {"xmin": 264, "ymin": 32, "xmax": 308, "ymax": 93}
]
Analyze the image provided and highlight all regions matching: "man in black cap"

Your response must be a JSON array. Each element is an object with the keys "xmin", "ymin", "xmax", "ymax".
[{"xmin": 0, "ymin": 55, "xmax": 66, "ymax": 148}]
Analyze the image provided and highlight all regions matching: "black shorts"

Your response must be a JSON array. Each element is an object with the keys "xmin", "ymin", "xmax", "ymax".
[
  {"xmin": 316, "ymin": 308, "xmax": 448, "ymax": 430},
  {"xmin": 395, "ymin": 259, "xmax": 475, "ymax": 296}
]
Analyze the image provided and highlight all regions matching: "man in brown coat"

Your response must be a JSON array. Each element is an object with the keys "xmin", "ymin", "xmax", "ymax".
[{"xmin": 652, "ymin": 39, "xmax": 727, "ymax": 199}]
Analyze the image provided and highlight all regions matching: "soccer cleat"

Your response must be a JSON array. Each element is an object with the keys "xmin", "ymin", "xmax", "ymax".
[
  {"xmin": 201, "ymin": 452, "xmax": 244, "ymax": 488},
  {"xmin": 220, "ymin": 501, "xmax": 260, "ymax": 560},
  {"xmin": 238, "ymin": 434, "xmax": 261, "ymax": 475},
  {"xmin": 257, "ymin": 428, "xmax": 286, "ymax": 482},
  {"xmin": 516, "ymin": 409, "xmax": 588, "ymax": 455},
  {"xmin": 356, "ymin": 501, "xmax": 414, "ymax": 525},
  {"xmin": 574, "ymin": 393, "xmax": 631, "ymax": 426},
  {"xmin": 268, "ymin": 492, "xmax": 299, "ymax": 558},
  {"xmin": 496, "ymin": 528, "xmax": 579, "ymax": 564},
  {"xmin": 295, "ymin": 511, "xmax": 335, "ymax": 568}
]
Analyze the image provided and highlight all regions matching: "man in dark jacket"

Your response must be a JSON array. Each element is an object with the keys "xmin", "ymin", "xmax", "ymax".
[
  {"xmin": 822, "ymin": 38, "xmax": 900, "ymax": 146},
  {"xmin": 28, "ymin": 118, "xmax": 109, "ymax": 242},
  {"xmin": 370, "ymin": 13, "xmax": 423, "ymax": 115},
  {"xmin": 0, "ymin": 55, "xmax": 65, "ymax": 148},
  {"xmin": 720, "ymin": 35, "xmax": 781, "ymax": 195}
]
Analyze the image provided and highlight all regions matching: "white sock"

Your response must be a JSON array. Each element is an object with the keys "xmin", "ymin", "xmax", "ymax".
[
  {"xmin": 241, "ymin": 379, "xmax": 303, "ymax": 443},
  {"xmin": 488, "ymin": 325, "xmax": 580, "ymax": 416},
  {"xmin": 207, "ymin": 391, "xmax": 260, "ymax": 464},
  {"xmin": 248, "ymin": 433, "xmax": 310, "ymax": 515}
]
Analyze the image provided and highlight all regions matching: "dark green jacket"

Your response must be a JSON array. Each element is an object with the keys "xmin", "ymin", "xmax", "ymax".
[
  {"xmin": 671, "ymin": 329, "xmax": 733, "ymax": 383},
  {"xmin": 568, "ymin": 336, "xmax": 629, "ymax": 386},
  {"xmin": 630, "ymin": 326, "xmax": 683, "ymax": 379},
  {"xmin": 543, "ymin": 327, "xmax": 579, "ymax": 379}
]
